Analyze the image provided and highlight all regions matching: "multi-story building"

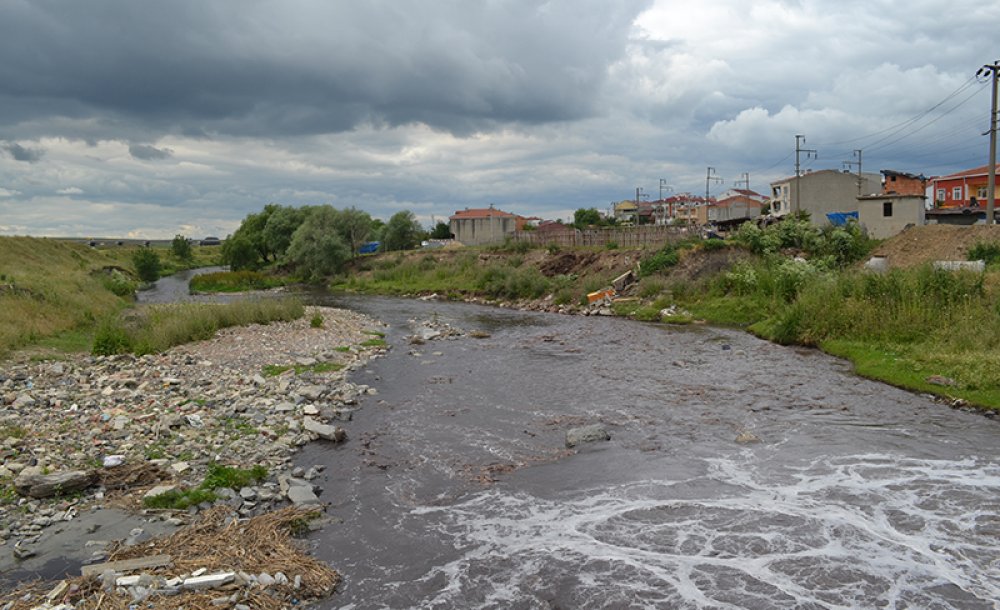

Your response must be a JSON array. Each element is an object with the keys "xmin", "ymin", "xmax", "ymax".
[
  {"xmin": 929, "ymin": 163, "xmax": 1000, "ymax": 208},
  {"xmin": 769, "ymin": 169, "xmax": 881, "ymax": 225}
]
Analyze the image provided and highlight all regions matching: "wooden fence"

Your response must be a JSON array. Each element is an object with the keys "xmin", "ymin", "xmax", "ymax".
[{"xmin": 509, "ymin": 225, "xmax": 693, "ymax": 249}]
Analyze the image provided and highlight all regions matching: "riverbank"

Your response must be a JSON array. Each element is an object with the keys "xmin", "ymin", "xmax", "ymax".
[
  {"xmin": 0, "ymin": 305, "xmax": 386, "ymax": 608},
  {"xmin": 332, "ymin": 224, "xmax": 1000, "ymax": 410}
]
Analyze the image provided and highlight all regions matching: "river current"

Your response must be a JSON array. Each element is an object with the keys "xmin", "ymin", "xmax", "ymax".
[{"xmin": 286, "ymin": 295, "xmax": 1000, "ymax": 609}]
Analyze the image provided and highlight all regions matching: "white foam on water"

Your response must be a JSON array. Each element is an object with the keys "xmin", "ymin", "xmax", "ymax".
[{"xmin": 396, "ymin": 453, "xmax": 1000, "ymax": 608}]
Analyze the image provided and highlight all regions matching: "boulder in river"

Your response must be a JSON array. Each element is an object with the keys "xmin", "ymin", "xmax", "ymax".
[{"xmin": 565, "ymin": 424, "xmax": 611, "ymax": 448}]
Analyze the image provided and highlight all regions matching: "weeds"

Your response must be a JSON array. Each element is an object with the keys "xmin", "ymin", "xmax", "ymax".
[
  {"xmin": 189, "ymin": 270, "xmax": 284, "ymax": 293},
  {"xmin": 262, "ymin": 362, "xmax": 344, "ymax": 376},
  {"xmin": 143, "ymin": 464, "xmax": 267, "ymax": 510}
]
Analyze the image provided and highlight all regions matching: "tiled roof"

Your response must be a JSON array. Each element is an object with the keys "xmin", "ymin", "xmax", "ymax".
[
  {"xmin": 934, "ymin": 163, "xmax": 1000, "ymax": 181},
  {"xmin": 450, "ymin": 208, "xmax": 516, "ymax": 220}
]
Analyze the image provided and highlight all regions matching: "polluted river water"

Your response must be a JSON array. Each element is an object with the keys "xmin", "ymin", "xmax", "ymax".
[{"xmin": 286, "ymin": 295, "xmax": 1000, "ymax": 609}]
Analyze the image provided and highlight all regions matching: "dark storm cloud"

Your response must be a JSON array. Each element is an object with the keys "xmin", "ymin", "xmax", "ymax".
[
  {"xmin": 2, "ymin": 142, "xmax": 44, "ymax": 162},
  {"xmin": 129, "ymin": 143, "xmax": 173, "ymax": 160},
  {"xmin": 0, "ymin": 0, "xmax": 649, "ymax": 138}
]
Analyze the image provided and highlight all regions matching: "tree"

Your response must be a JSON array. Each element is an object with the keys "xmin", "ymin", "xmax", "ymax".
[
  {"xmin": 221, "ymin": 234, "xmax": 259, "ymax": 271},
  {"xmin": 335, "ymin": 207, "xmax": 374, "ymax": 257},
  {"xmin": 429, "ymin": 221, "xmax": 452, "ymax": 239},
  {"xmin": 262, "ymin": 205, "xmax": 308, "ymax": 260},
  {"xmin": 229, "ymin": 204, "xmax": 278, "ymax": 266},
  {"xmin": 171, "ymin": 234, "xmax": 193, "ymax": 262},
  {"xmin": 381, "ymin": 211, "xmax": 422, "ymax": 251},
  {"xmin": 284, "ymin": 205, "xmax": 351, "ymax": 280},
  {"xmin": 573, "ymin": 208, "xmax": 602, "ymax": 229},
  {"xmin": 132, "ymin": 248, "xmax": 161, "ymax": 283}
]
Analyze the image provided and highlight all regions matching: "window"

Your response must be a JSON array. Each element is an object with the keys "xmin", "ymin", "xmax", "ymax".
[
  {"xmin": 883, "ymin": 201, "xmax": 893, "ymax": 217},
  {"xmin": 978, "ymin": 186, "xmax": 989, "ymax": 200},
  {"xmin": 953, "ymin": 186, "xmax": 963, "ymax": 201},
  {"xmin": 936, "ymin": 188, "xmax": 946, "ymax": 202}
]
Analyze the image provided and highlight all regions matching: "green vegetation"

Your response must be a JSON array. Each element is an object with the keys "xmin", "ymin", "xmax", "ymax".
[
  {"xmin": 132, "ymin": 248, "xmax": 162, "ymax": 283},
  {"xmin": 92, "ymin": 298, "xmax": 304, "ymax": 356},
  {"xmin": 0, "ymin": 237, "xmax": 137, "ymax": 357},
  {"xmin": 189, "ymin": 270, "xmax": 285, "ymax": 293},
  {"xmin": 310, "ymin": 313, "xmax": 324, "ymax": 328},
  {"xmin": 171, "ymin": 234, "xmax": 193, "ymax": 262},
  {"xmin": 142, "ymin": 463, "xmax": 267, "ymax": 510},
  {"xmin": 359, "ymin": 338, "xmax": 387, "ymax": 348},
  {"xmin": 968, "ymin": 241, "xmax": 1000, "ymax": 267},
  {"xmin": 381, "ymin": 210, "xmax": 423, "ymax": 252},
  {"xmin": 261, "ymin": 361, "xmax": 345, "ymax": 376}
]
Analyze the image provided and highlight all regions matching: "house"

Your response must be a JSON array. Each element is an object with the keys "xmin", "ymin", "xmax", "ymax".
[
  {"xmin": 695, "ymin": 195, "xmax": 763, "ymax": 225},
  {"xmin": 449, "ymin": 206, "xmax": 528, "ymax": 245},
  {"xmin": 718, "ymin": 188, "xmax": 767, "ymax": 204},
  {"xmin": 857, "ymin": 170, "xmax": 928, "ymax": 238},
  {"xmin": 769, "ymin": 169, "xmax": 881, "ymax": 225},
  {"xmin": 929, "ymin": 163, "xmax": 1000, "ymax": 208},
  {"xmin": 663, "ymin": 193, "xmax": 712, "ymax": 224},
  {"xmin": 613, "ymin": 200, "xmax": 639, "ymax": 223}
]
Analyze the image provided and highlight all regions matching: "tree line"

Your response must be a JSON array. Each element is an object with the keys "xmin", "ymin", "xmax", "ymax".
[{"xmin": 220, "ymin": 204, "xmax": 451, "ymax": 280}]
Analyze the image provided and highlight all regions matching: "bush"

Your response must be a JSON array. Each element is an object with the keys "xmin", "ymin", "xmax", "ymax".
[
  {"xmin": 968, "ymin": 241, "xmax": 1000, "ymax": 266},
  {"xmin": 92, "ymin": 318, "xmax": 133, "ymax": 355},
  {"xmin": 310, "ymin": 313, "xmax": 324, "ymax": 328},
  {"xmin": 132, "ymin": 248, "xmax": 161, "ymax": 283},
  {"xmin": 171, "ymin": 235, "xmax": 193, "ymax": 262}
]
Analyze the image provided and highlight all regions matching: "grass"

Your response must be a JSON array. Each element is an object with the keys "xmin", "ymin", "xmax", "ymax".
[
  {"xmin": 92, "ymin": 298, "xmax": 305, "ymax": 355},
  {"xmin": 359, "ymin": 338, "xmax": 387, "ymax": 347},
  {"xmin": 190, "ymin": 270, "xmax": 285, "ymax": 293},
  {"xmin": 142, "ymin": 463, "xmax": 267, "ymax": 510}
]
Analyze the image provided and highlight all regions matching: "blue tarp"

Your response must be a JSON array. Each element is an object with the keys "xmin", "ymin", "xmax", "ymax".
[
  {"xmin": 826, "ymin": 211, "xmax": 859, "ymax": 226},
  {"xmin": 358, "ymin": 241, "xmax": 381, "ymax": 254}
]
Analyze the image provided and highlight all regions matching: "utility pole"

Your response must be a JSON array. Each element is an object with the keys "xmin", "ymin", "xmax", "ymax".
[
  {"xmin": 979, "ymin": 61, "xmax": 999, "ymax": 225},
  {"xmin": 734, "ymin": 172, "xmax": 750, "ymax": 192},
  {"xmin": 658, "ymin": 179, "xmax": 673, "ymax": 224},
  {"xmin": 705, "ymin": 167, "xmax": 723, "ymax": 202},
  {"xmin": 794, "ymin": 135, "xmax": 818, "ymax": 215},
  {"xmin": 842, "ymin": 149, "xmax": 863, "ymax": 195}
]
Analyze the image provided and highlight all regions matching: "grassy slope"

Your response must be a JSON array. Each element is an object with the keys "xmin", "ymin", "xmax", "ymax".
[{"xmin": 0, "ymin": 237, "xmax": 221, "ymax": 358}]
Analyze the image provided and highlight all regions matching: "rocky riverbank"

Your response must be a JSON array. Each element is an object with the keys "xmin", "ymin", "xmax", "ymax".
[{"xmin": 0, "ymin": 306, "xmax": 387, "ymax": 606}]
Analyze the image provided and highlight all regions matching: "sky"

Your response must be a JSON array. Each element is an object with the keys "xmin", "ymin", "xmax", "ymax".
[{"xmin": 1, "ymin": 0, "xmax": 998, "ymax": 239}]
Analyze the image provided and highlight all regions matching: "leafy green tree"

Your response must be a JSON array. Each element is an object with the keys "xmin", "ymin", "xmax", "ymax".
[
  {"xmin": 171, "ymin": 234, "xmax": 193, "ymax": 262},
  {"xmin": 381, "ymin": 211, "xmax": 422, "ymax": 251},
  {"xmin": 221, "ymin": 234, "xmax": 259, "ymax": 271},
  {"xmin": 573, "ymin": 208, "xmax": 602, "ymax": 229},
  {"xmin": 284, "ymin": 205, "xmax": 351, "ymax": 280},
  {"xmin": 229, "ymin": 204, "xmax": 278, "ymax": 266},
  {"xmin": 430, "ymin": 221, "xmax": 452, "ymax": 239},
  {"xmin": 262, "ymin": 205, "xmax": 308, "ymax": 259},
  {"xmin": 335, "ymin": 207, "xmax": 374, "ymax": 257},
  {"xmin": 132, "ymin": 248, "xmax": 161, "ymax": 282}
]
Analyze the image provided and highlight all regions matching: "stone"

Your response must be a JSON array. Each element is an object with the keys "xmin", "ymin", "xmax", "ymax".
[
  {"xmin": 735, "ymin": 431, "xmax": 760, "ymax": 444},
  {"xmin": 298, "ymin": 385, "xmax": 326, "ymax": 401},
  {"xmin": 143, "ymin": 485, "xmax": 178, "ymax": 501},
  {"xmin": 285, "ymin": 481, "xmax": 321, "ymax": 507},
  {"xmin": 565, "ymin": 424, "xmax": 611, "ymax": 448},
  {"xmin": 257, "ymin": 572, "xmax": 275, "ymax": 586},
  {"xmin": 302, "ymin": 417, "xmax": 346, "ymax": 442},
  {"xmin": 14, "ymin": 470, "xmax": 97, "ymax": 499},
  {"xmin": 926, "ymin": 375, "xmax": 957, "ymax": 387},
  {"xmin": 182, "ymin": 572, "xmax": 235, "ymax": 591}
]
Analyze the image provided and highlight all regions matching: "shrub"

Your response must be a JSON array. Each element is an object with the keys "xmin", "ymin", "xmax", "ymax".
[
  {"xmin": 606, "ymin": 241, "xmax": 619, "ymax": 250},
  {"xmin": 968, "ymin": 241, "xmax": 1000, "ymax": 265},
  {"xmin": 132, "ymin": 248, "xmax": 161, "ymax": 283},
  {"xmin": 171, "ymin": 235, "xmax": 193, "ymax": 262},
  {"xmin": 92, "ymin": 319, "xmax": 133, "ymax": 355},
  {"xmin": 310, "ymin": 313, "xmax": 324, "ymax": 328}
]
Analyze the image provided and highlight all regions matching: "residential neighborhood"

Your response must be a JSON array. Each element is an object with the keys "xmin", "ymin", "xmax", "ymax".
[{"xmin": 444, "ymin": 161, "xmax": 1000, "ymax": 246}]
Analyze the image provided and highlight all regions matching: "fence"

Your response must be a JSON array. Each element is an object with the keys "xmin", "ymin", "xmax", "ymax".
[{"xmin": 509, "ymin": 225, "xmax": 693, "ymax": 249}]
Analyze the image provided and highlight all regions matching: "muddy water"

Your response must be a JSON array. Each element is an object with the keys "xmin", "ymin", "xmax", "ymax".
[
  {"xmin": 299, "ymin": 296, "xmax": 1000, "ymax": 609},
  {"xmin": 135, "ymin": 266, "xmax": 225, "ymax": 304}
]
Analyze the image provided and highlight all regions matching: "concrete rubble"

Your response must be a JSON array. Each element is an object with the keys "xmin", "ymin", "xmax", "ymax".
[{"xmin": 0, "ymin": 306, "xmax": 387, "ymax": 578}]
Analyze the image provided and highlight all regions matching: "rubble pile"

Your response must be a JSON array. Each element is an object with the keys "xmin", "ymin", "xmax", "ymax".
[
  {"xmin": 0, "ymin": 306, "xmax": 386, "ymax": 567},
  {"xmin": 3, "ymin": 506, "xmax": 339, "ymax": 610}
]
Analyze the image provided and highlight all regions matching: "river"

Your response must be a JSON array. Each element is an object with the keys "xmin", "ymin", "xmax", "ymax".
[{"xmin": 281, "ymin": 295, "xmax": 1000, "ymax": 609}]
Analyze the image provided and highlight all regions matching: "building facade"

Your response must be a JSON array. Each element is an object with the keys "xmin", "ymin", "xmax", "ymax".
[
  {"xmin": 770, "ymin": 170, "xmax": 881, "ymax": 225},
  {"xmin": 449, "ymin": 207, "xmax": 523, "ymax": 245},
  {"xmin": 929, "ymin": 163, "xmax": 1000, "ymax": 208},
  {"xmin": 695, "ymin": 195, "xmax": 762, "ymax": 225}
]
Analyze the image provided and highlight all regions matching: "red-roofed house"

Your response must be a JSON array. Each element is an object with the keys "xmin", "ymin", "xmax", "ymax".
[
  {"xmin": 449, "ymin": 206, "xmax": 528, "ymax": 245},
  {"xmin": 929, "ymin": 163, "xmax": 1000, "ymax": 208},
  {"xmin": 695, "ymin": 195, "xmax": 763, "ymax": 225}
]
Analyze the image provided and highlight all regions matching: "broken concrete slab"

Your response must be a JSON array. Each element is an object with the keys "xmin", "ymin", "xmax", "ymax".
[
  {"xmin": 81, "ymin": 554, "xmax": 173, "ymax": 577},
  {"xmin": 14, "ymin": 470, "xmax": 98, "ymax": 499},
  {"xmin": 182, "ymin": 571, "xmax": 235, "ymax": 591}
]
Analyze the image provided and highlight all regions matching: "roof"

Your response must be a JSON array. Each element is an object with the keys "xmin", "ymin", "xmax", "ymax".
[
  {"xmin": 770, "ymin": 169, "xmax": 865, "ymax": 185},
  {"xmin": 450, "ymin": 207, "xmax": 516, "ymax": 220},
  {"xmin": 881, "ymin": 169, "xmax": 927, "ymax": 181},
  {"xmin": 932, "ymin": 163, "xmax": 1000, "ymax": 181},
  {"xmin": 713, "ymin": 195, "xmax": 763, "ymax": 208}
]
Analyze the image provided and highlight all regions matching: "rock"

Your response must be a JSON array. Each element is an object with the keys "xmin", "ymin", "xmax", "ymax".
[
  {"xmin": 565, "ymin": 424, "xmax": 611, "ymax": 448},
  {"xmin": 170, "ymin": 461, "xmax": 191, "ymax": 474},
  {"xmin": 182, "ymin": 572, "xmax": 235, "ymax": 591},
  {"xmin": 14, "ymin": 470, "xmax": 97, "ymax": 499},
  {"xmin": 926, "ymin": 375, "xmax": 957, "ymax": 387},
  {"xmin": 12, "ymin": 393, "xmax": 36, "ymax": 408},
  {"xmin": 298, "ymin": 385, "xmax": 326, "ymax": 401},
  {"xmin": 143, "ymin": 485, "xmax": 179, "ymax": 501},
  {"xmin": 284, "ymin": 478, "xmax": 321, "ymax": 506},
  {"xmin": 302, "ymin": 417, "xmax": 346, "ymax": 442},
  {"xmin": 735, "ymin": 431, "xmax": 760, "ymax": 444},
  {"xmin": 257, "ymin": 572, "xmax": 276, "ymax": 586}
]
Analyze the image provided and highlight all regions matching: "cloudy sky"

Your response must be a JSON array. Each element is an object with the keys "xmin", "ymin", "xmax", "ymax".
[{"xmin": 1, "ymin": 0, "xmax": 997, "ymax": 238}]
